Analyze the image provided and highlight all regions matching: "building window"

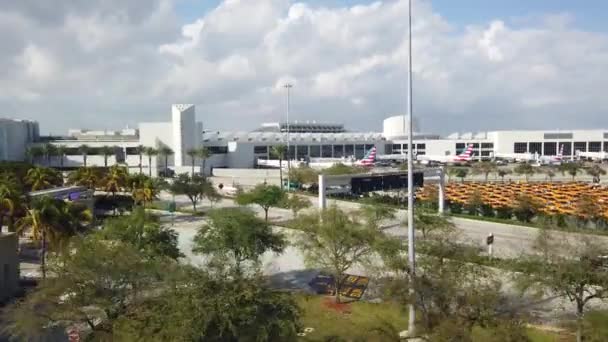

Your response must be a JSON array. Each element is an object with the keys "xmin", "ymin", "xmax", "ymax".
[
  {"xmin": 321, "ymin": 145, "xmax": 332, "ymax": 158},
  {"xmin": 529, "ymin": 142, "xmax": 542, "ymax": 155},
  {"xmin": 333, "ymin": 145, "xmax": 344, "ymax": 158},
  {"xmin": 417, "ymin": 151, "xmax": 426, "ymax": 156},
  {"xmin": 392, "ymin": 144, "xmax": 401, "ymax": 152},
  {"xmin": 455, "ymin": 143, "xmax": 465, "ymax": 149},
  {"xmin": 604, "ymin": 142, "xmax": 608, "ymax": 152},
  {"xmin": 355, "ymin": 144, "xmax": 365, "ymax": 159},
  {"xmin": 513, "ymin": 142, "xmax": 527, "ymax": 153},
  {"xmin": 543, "ymin": 142, "xmax": 557, "ymax": 156},
  {"xmin": 544, "ymin": 133, "xmax": 573, "ymax": 139},
  {"xmin": 254, "ymin": 145, "xmax": 267, "ymax": 154},
  {"xmin": 416, "ymin": 143, "xmax": 426, "ymax": 150},
  {"xmin": 296, "ymin": 145, "xmax": 308, "ymax": 159},
  {"xmin": 385, "ymin": 144, "xmax": 393, "ymax": 154},
  {"xmin": 471, "ymin": 143, "xmax": 480, "ymax": 148},
  {"xmin": 344, "ymin": 144, "xmax": 354, "ymax": 157},
  {"xmin": 588, "ymin": 141, "xmax": 602, "ymax": 152},
  {"xmin": 364, "ymin": 144, "xmax": 374, "ymax": 152},
  {"xmin": 207, "ymin": 146, "xmax": 228, "ymax": 154},
  {"xmin": 559, "ymin": 142, "xmax": 572, "ymax": 156},
  {"xmin": 481, "ymin": 143, "xmax": 494, "ymax": 149},
  {"xmin": 288, "ymin": 145, "xmax": 295, "ymax": 159},
  {"xmin": 481, "ymin": 151, "xmax": 491, "ymax": 157},
  {"xmin": 126, "ymin": 147, "xmax": 139, "ymax": 155},
  {"xmin": 310, "ymin": 145, "xmax": 321, "ymax": 158},
  {"xmin": 573, "ymin": 141, "xmax": 587, "ymax": 153}
]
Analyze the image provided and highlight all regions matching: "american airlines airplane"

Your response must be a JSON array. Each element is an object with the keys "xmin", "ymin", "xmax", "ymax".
[
  {"xmin": 536, "ymin": 144, "xmax": 564, "ymax": 165},
  {"xmin": 577, "ymin": 150, "xmax": 608, "ymax": 162},
  {"xmin": 416, "ymin": 144, "xmax": 474, "ymax": 164},
  {"xmin": 493, "ymin": 152, "xmax": 536, "ymax": 162}
]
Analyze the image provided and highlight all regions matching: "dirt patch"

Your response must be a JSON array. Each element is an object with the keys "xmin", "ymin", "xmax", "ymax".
[{"xmin": 322, "ymin": 296, "xmax": 352, "ymax": 314}]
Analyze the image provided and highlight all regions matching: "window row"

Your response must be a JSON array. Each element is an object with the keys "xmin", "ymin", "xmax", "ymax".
[
  {"xmin": 257, "ymin": 144, "xmax": 376, "ymax": 159},
  {"xmin": 513, "ymin": 141, "xmax": 608, "ymax": 155}
]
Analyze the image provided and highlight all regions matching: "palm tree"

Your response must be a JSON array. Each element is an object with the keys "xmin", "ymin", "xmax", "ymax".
[
  {"xmin": 199, "ymin": 147, "xmax": 211, "ymax": 178},
  {"xmin": 158, "ymin": 146, "xmax": 174, "ymax": 177},
  {"xmin": 585, "ymin": 164, "xmax": 606, "ymax": 183},
  {"xmin": 144, "ymin": 147, "xmax": 158, "ymax": 177},
  {"xmin": 78, "ymin": 144, "xmax": 90, "ymax": 167},
  {"xmin": 56, "ymin": 145, "xmax": 68, "ymax": 169},
  {"xmin": 56, "ymin": 201, "xmax": 93, "ymax": 243},
  {"xmin": 25, "ymin": 146, "xmax": 44, "ymax": 165},
  {"xmin": 25, "ymin": 167, "xmax": 58, "ymax": 191},
  {"xmin": 132, "ymin": 179, "xmax": 156, "ymax": 208},
  {"xmin": 67, "ymin": 167, "xmax": 100, "ymax": 189},
  {"xmin": 17, "ymin": 197, "xmax": 61, "ymax": 279},
  {"xmin": 0, "ymin": 176, "xmax": 19, "ymax": 233},
  {"xmin": 187, "ymin": 148, "xmax": 198, "ymax": 175},
  {"xmin": 42, "ymin": 143, "xmax": 57, "ymax": 167},
  {"xmin": 99, "ymin": 145, "xmax": 114, "ymax": 168},
  {"xmin": 135, "ymin": 145, "xmax": 145, "ymax": 174},
  {"xmin": 271, "ymin": 145, "xmax": 287, "ymax": 189},
  {"xmin": 103, "ymin": 165, "xmax": 127, "ymax": 198}
]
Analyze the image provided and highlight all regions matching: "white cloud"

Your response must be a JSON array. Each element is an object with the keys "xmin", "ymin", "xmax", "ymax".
[{"xmin": 1, "ymin": 0, "xmax": 608, "ymax": 134}]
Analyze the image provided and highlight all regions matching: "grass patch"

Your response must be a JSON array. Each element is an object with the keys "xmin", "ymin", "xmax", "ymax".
[{"xmin": 297, "ymin": 294, "xmax": 407, "ymax": 341}]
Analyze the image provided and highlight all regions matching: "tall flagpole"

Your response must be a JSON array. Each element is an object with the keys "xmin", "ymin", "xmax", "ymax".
[
  {"xmin": 285, "ymin": 84, "xmax": 293, "ymax": 191},
  {"xmin": 406, "ymin": 0, "xmax": 416, "ymax": 336}
]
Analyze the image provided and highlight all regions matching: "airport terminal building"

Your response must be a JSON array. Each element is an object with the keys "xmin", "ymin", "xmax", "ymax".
[{"xmin": 5, "ymin": 104, "xmax": 608, "ymax": 175}]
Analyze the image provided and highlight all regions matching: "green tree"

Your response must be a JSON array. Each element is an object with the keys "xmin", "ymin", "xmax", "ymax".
[
  {"xmin": 198, "ymin": 146, "xmax": 212, "ymax": 178},
  {"xmin": 586, "ymin": 164, "xmax": 607, "ymax": 183},
  {"xmin": 99, "ymin": 145, "xmax": 114, "ymax": 167},
  {"xmin": 98, "ymin": 207, "xmax": 182, "ymax": 260},
  {"xmin": 112, "ymin": 267, "xmax": 301, "ymax": 341},
  {"xmin": 559, "ymin": 162, "xmax": 583, "ymax": 181},
  {"xmin": 2, "ymin": 236, "xmax": 168, "ymax": 340},
  {"xmin": 415, "ymin": 210, "xmax": 455, "ymax": 238},
  {"xmin": 271, "ymin": 145, "xmax": 287, "ymax": 189},
  {"xmin": 25, "ymin": 167, "xmax": 62, "ymax": 191},
  {"xmin": 465, "ymin": 190, "xmax": 484, "ymax": 216},
  {"xmin": 132, "ymin": 178, "xmax": 157, "ymax": 208},
  {"xmin": 102, "ymin": 165, "xmax": 128, "ymax": 199},
  {"xmin": 236, "ymin": 183, "xmax": 286, "ymax": 222},
  {"xmin": 497, "ymin": 168, "xmax": 511, "ymax": 182},
  {"xmin": 359, "ymin": 202, "xmax": 397, "ymax": 229},
  {"xmin": 446, "ymin": 167, "xmax": 461, "ymax": 183},
  {"xmin": 518, "ymin": 230, "xmax": 608, "ymax": 342},
  {"xmin": 135, "ymin": 144, "xmax": 145, "ymax": 174},
  {"xmin": 289, "ymin": 165, "xmax": 319, "ymax": 185},
  {"xmin": 514, "ymin": 163, "xmax": 535, "ymax": 182},
  {"xmin": 455, "ymin": 167, "xmax": 469, "ymax": 182},
  {"xmin": 186, "ymin": 148, "xmax": 198, "ymax": 175},
  {"xmin": 472, "ymin": 161, "xmax": 497, "ymax": 182},
  {"xmin": 41, "ymin": 143, "xmax": 57, "ymax": 166},
  {"xmin": 192, "ymin": 208, "xmax": 286, "ymax": 274},
  {"xmin": 512, "ymin": 194, "xmax": 540, "ymax": 223},
  {"xmin": 158, "ymin": 146, "xmax": 174, "ymax": 176},
  {"xmin": 0, "ymin": 174, "xmax": 21, "ymax": 233},
  {"xmin": 25, "ymin": 146, "xmax": 44, "ymax": 165},
  {"xmin": 169, "ymin": 173, "xmax": 211, "ymax": 211},
  {"xmin": 323, "ymin": 162, "xmax": 366, "ymax": 176},
  {"xmin": 294, "ymin": 206, "xmax": 385, "ymax": 303},
  {"xmin": 144, "ymin": 147, "xmax": 158, "ymax": 177},
  {"xmin": 541, "ymin": 166, "xmax": 557, "ymax": 181},
  {"xmin": 55, "ymin": 145, "xmax": 68, "ymax": 169},
  {"xmin": 78, "ymin": 144, "xmax": 90, "ymax": 167},
  {"xmin": 67, "ymin": 167, "xmax": 101, "ymax": 189},
  {"xmin": 283, "ymin": 194, "xmax": 312, "ymax": 218}
]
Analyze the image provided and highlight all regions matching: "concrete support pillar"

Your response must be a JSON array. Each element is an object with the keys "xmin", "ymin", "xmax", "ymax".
[
  {"xmin": 318, "ymin": 174, "xmax": 326, "ymax": 210},
  {"xmin": 438, "ymin": 167, "xmax": 445, "ymax": 215}
]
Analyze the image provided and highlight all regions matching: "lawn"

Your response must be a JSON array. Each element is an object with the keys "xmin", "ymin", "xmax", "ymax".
[{"xmin": 297, "ymin": 294, "xmax": 571, "ymax": 341}]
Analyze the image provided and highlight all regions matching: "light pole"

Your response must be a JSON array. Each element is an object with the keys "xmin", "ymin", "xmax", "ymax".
[
  {"xmin": 405, "ymin": 0, "xmax": 416, "ymax": 337},
  {"xmin": 284, "ymin": 83, "xmax": 293, "ymax": 192}
]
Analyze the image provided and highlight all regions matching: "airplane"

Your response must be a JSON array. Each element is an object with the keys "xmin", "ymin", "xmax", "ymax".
[
  {"xmin": 416, "ymin": 144, "xmax": 475, "ymax": 164},
  {"xmin": 576, "ymin": 150, "xmax": 608, "ymax": 162},
  {"xmin": 306, "ymin": 146, "xmax": 378, "ymax": 169},
  {"xmin": 356, "ymin": 146, "xmax": 377, "ymax": 166},
  {"xmin": 535, "ymin": 144, "xmax": 564, "ymax": 165},
  {"xmin": 493, "ymin": 152, "xmax": 536, "ymax": 163}
]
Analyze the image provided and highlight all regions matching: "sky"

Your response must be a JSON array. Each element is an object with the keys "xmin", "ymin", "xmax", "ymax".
[{"xmin": 1, "ymin": 0, "xmax": 607, "ymax": 135}]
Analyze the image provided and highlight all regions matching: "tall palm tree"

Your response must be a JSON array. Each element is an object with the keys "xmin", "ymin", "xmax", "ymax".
[
  {"xmin": 99, "ymin": 145, "xmax": 114, "ymax": 168},
  {"xmin": 0, "ymin": 177, "xmax": 19, "ymax": 233},
  {"xmin": 271, "ymin": 145, "xmax": 287, "ymax": 189},
  {"xmin": 144, "ymin": 147, "xmax": 158, "ymax": 177},
  {"xmin": 56, "ymin": 201, "xmax": 93, "ymax": 244},
  {"xmin": 199, "ymin": 146, "xmax": 211, "ymax": 178},
  {"xmin": 25, "ymin": 146, "xmax": 44, "ymax": 165},
  {"xmin": 25, "ymin": 167, "xmax": 57, "ymax": 191},
  {"xmin": 56, "ymin": 145, "xmax": 68, "ymax": 169},
  {"xmin": 187, "ymin": 148, "xmax": 197, "ymax": 175},
  {"xmin": 78, "ymin": 144, "xmax": 90, "ymax": 167},
  {"xmin": 17, "ymin": 197, "xmax": 61, "ymax": 279},
  {"xmin": 158, "ymin": 146, "xmax": 174, "ymax": 177},
  {"xmin": 132, "ymin": 179, "xmax": 156, "ymax": 208},
  {"xmin": 42, "ymin": 143, "xmax": 57, "ymax": 167},
  {"xmin": 135, "ymin": 145, "xmax": 145, "ymax": 174}
]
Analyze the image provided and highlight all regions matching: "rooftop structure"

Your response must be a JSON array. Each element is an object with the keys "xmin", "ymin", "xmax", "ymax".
[{"xmin": 255, "ymin": 121, "xmax": 346, "ymax": 133}]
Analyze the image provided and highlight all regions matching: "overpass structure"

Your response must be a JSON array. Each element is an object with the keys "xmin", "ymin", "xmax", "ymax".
[{"xmin": 318, "ymin": 168, "xmax": 446, "ymax": 213}]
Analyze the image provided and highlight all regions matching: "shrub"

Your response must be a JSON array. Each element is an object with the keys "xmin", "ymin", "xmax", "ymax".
[
  {"xmin": 449, "ymin": 201, "xmax": 463, "ymax": 214},
  {"xmin": 495, "ymin": 206, "xmax": 512, "ymax": 220},
  {"xmin": 480, "ymin": 204, "xmax": 495, "ymax": 218}
]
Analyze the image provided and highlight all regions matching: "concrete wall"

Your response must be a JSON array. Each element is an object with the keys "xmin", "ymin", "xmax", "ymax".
[
  {"xmin": 0, "ymin": 233, "xmax": 19, "ymax": 302},
  {"xmin": 172, "ymin": 104, "xmax": 196, "ymax": 167}
]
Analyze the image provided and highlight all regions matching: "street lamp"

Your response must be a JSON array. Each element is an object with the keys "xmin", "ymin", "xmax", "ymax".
[
  {"xmin": 405, "ymin": 0, "xmax": 416, "ymax": 337},
  {"xmin": 284, "ymin": 83, "xmax": 293, "ymax": 192}
]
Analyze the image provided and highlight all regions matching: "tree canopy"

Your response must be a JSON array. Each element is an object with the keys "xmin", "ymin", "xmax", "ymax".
[{"xmin": 236, "ymin": 183, "xmax": 286, "ymax": 222}]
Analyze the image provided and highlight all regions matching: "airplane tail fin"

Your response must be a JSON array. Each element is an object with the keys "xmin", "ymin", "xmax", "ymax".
[
  {"xmin": 458, "ymin": 144, "xmax": 474, "ymax": 160},
  {"xmin": 358, "ymin": 146, "xmax": 377, "ymax": 166}
]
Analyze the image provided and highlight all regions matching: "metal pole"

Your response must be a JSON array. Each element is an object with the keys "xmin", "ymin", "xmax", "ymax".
[
  {"xmin": 406, "ymin": 0, "xmax": 416, "ymax": 336},
  {"xmin": 285, "ymin": 84, "xmax": 293, "ymax": 192}
]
